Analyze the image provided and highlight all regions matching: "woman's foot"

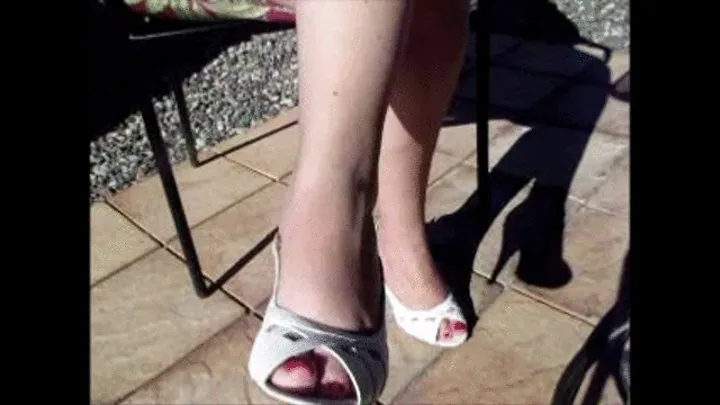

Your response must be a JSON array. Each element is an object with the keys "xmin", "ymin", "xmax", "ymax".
[
  {"xmin": 377, "ymin": 218, "xmax": 467, "ymax": 343},
  {"xmin": 268, "ymin": 183, "xmax": 382, "ymax": 399}
]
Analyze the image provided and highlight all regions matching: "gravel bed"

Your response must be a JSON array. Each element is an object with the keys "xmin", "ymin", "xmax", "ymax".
[
  {"xmin": 89, "ymin": 30, "xmax": 299, "ymax": 203},
  {"xmin": 551, "ymin": 0, "xmax": 630, "ymax": 50},
  {"xmin": 89, "ymin": 3, "xmax": 629, "ymax": 204}
]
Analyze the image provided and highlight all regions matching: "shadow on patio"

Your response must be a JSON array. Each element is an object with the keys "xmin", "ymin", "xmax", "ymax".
[{"xmin": 431, "ymin": 0, "xmax": 629, "ymax": 336}]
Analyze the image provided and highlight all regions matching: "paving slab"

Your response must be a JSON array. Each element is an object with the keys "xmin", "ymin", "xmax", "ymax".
[
  {"xmin": 489, "ymin": 125, "xmax": 629, "ymax": 201},
  {"xmin": 381, "ymin": 274, "xmax": 504, "ymax": 403},
  {"xmin": 90, "ymin": 202, "xmax": 159, "ymax": 285},
  {"xmin": 225, "ymin": 123, "xmax": 301, "ymax": 180},
  {"xmin": 167, "ymin": 183, "xmax": 288, "ymax": 310},
  {"xmin": 512, "ymin": 205, "xmax": 629, "ymax": 322},
  {"xmin": 489, "ymin": 67, "xmax": 566, "ymax": 111},
  {"xmin": 393, "ymin": 290, "xmax": 622, "ymax": 404},
  {"xmin": 109, "ymin": 152, "xmax": 271, "ymax": 243},
  {"xmin": 91, "ymin": 249, "xmax": 245, "ymax": 404},
  {"xmin": 120, "ymin": 315, "xmax": 279, "ymax": 405},
  {"xmin": 534, "ymin": 84, "xmax": 630, "ymax": 136},
  {"xmin": 495, "ymin": 40, "xmax": 599, "ymax": 78},
  {"xmin": 584, "ymin": 152, "xmax": 629, "ymax": 218}
]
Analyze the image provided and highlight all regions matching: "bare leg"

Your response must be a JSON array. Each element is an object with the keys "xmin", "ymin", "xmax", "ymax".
[
  {"xmin": 271, "ymin": 0, "xmax": 410, "ymax": 399},
  {"xmin": 376, "ymin": 0, "xmax": 469, "ymax": 340}
]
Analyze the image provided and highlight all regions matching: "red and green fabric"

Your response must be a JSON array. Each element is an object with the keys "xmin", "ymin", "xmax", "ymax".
[{"xmin": 124, "ymin": 0, "xmax": 297, "ymax": 22}]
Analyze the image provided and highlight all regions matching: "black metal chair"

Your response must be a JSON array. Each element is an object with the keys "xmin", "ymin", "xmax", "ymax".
[
  {"xmin": 92, "ymin": 0, "xmax": 487, "ymax": 299},
  {"xmin": 91, "ymin": 0, "xmax": 296, "ymax": 297},
  {"xmin": 551, "ymin": 251, "xmax": 630, "ymax": 405}
]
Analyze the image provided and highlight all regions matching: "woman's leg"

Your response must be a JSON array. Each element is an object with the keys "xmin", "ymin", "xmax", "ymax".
[
  {"xmin": 376, "ymin": 0, "xmax": 469, "ymax": 340},
  {"xmin": 270, "ymin": 0, "xmax": 410, "ymax": 399}
]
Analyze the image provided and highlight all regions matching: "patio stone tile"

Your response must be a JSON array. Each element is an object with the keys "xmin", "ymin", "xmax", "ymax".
[
  {"xmin": 490, "ymin": 118, "xmax": 524, "ymax": 140},
  {"xmin": 512, "ymin": 206, "xmax": 629, "ymax": 322},
  {"xmin": 212, "ymin": 107, "xmax": 299, "ymax": 155},
  {"xmin": 225, "ymin": 123, "xmax": 301, "ymax": 180},
  {"xmin": 463, "ymin": 153, "xmax": 478, "ymax": 168},
  {"xmin": 425, "ymin": 165, "xmax": 479, "ymax": 221},
  {"xmin": 90, "ymin": 202, "xmax": 159, "ymax": 285},
  {"xmin": 428, "ymin": 152, "xmax": 465, "ymax": 185},
  {"xmin": 120, "ymin": 263, "xmax": 503, "ymax": 405},
  {"xmin": 489, "ymin": 126, "xmax": 629, "ymax": 201},
  {"xmin": 109, "ymin": 154, "xmax": 271, "ymax": 243},
  {"xmin": 168, "ymin": 183, "xmax": 287, "ymax": 309},
  {"xmin": 436, "ymin": 123, "xmax": 478, "ymax": 158},
  {"xmin": 221, "ymin": 244, "xmax": 276, "ymax": 313},
  {"xmin": 487, "ymin": 122, "xmax": 533, "ymax": 169},
  {"xmin": 490, "ymin": 34, "xmax": 522, "ymax": 59},
  {"xmin": 489, "ymin": 67, "xmax": 566, "ymax": 111},
  {"xmin": 574, "ymin": 46, "xmax": 630, "ymax": 85},
  {"xmin": 91, "ymin": 249, "xmax": 244, "ymax": 404},
  {"xmin": 120, "ymin": 315, "xmax": 280, "ymax": 405},
  {"xmin": 584, "ymin": 152, "xmax": 629, "ymax": 218},
  {"xmin": 381, "ymin": 273, "xmax": 504, "ymax": 403},
  {"xmin": 495, "ymin": 40, "xmax": 598, "ymax": 78},
  {"xmin": 393, "ymin": 290, "xmax": 621, "ymax": 405},
  {"xmin": 424, "ymin": 165, "xmax": 584, "ymax": 286},
  {"xmin": 473, "ymin": 181, "xmax": 585, "ymax": 288},
  {"xmin": 536, "ymin": 84, "xmax": 630, "ymax": 136},
  {"xmin": 463, "ymin": 120, "xmax": 529, "ymax": 169}
]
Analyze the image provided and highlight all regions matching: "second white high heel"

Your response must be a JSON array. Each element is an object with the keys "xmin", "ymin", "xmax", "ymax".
[
  {"xmin": 384, "ymin": 284, "xmax": 469, "ymax": 347},
  {"xmin": 375, "ymin": 220, "xmax": 469, "ymax": 348}
]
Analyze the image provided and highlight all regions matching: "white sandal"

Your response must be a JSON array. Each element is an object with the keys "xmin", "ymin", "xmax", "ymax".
[
  {"xmin": 384, "ymin": 287, "xmax": 468, "ymax": 348},
  {"xmin": 375, "ymin": 220, "xmax": 469, "ymax": 348},
  {"xmin": 248, "ymin": 235, "xmax": 388, "ymax": 405}
]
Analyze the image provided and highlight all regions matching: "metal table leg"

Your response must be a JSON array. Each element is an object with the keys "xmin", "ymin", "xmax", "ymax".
[
  {"xmin": 140, "ymin": 95, "xmax": 210, "ymax": 298},
  {"xmin": 169, "ymin": 73, "xmax": 200, "ymax": 168}
]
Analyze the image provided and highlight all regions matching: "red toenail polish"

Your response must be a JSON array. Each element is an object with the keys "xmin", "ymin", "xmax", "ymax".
[
  {"xmin": 452, "ymin": 321, "xmax": 467, "ymax": 332},
  {"xmin": 283, "ymin": 358, "xmax": 312, "ymax": 373}
]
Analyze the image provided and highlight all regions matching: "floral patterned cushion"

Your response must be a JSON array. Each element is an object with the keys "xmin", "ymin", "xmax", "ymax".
[{"xmin": 124, "ymin": 0, "xmax": 296, "ymax": 22}]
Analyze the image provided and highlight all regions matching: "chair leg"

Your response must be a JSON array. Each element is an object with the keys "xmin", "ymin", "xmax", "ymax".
[
  {"xmin": 169, "ymin": 73, "xmax": 200, "ymax": 167},
  {"xmin": 140, "ymin": 95, "xmax": 210, "ymax": 298}
]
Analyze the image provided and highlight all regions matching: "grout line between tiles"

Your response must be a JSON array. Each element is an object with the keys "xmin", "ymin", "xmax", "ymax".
[
  {"xmin": 104, "ymin": 199, "xmax": 167, "ymax": 247},
  {"xmin": 427, "ymin": 153, "xmax": 475, "ymax": 189},
  {"xmin": 388, "ymin": 285, "xmax": 512, "ymax": 403},
  {"xmin": 582, "ymin": 202, "xmax": 627, "ymax": 218},
  {"xmin": 568, "ymin": 150, "xmax": 629, "ymax": 212},
  {"xmin": 91, "ymin": 245, "xmax": 165, "ymax": 289},
  {"xmin": 114, "ymin": 308, "xmax": 252, "ymax": 405},
  {"xmin": 155, "ymin": 180, "xmax": 284, "ymax": 256},
  {"xmin": 224, "ymin": 156, "xmax": 288, "ymax": 184},
  {"xmin": 508, "ymin": 284, "xmax": 599, "ymax": 327}
]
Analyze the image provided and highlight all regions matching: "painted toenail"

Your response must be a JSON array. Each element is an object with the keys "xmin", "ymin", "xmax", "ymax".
[
  {"xmin": 282, "ymin": 357, "xmax": 315, "ymax": 376},
  {"xmin": 452, "ymin": 321, "xmax": 467, "ymax": 332}
]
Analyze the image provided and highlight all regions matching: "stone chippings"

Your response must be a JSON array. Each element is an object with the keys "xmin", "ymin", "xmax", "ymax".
[
  {"xmin": 89, "ymin": 30, "xmax": 299, "ymax": 203},
  {"xmin": 551, "ymin": 0, "xmax": 630, "ymax": 50}
]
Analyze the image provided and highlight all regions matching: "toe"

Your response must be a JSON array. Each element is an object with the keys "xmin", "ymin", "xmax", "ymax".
[
  {"xmin": 436, "ymin": 318, "xmax": 454, "ymax": 341},
  {"xmin": 451, "ymin": 320, "xmax": 467, "ymax": 333},
  {"xmin": 269, "ymin": 352, "xmax": 318, "ymax": 396},
  {"xmin": 315, "ymin": 347, "xmax": 355, "ymax": 400},
  {"xmin": 437, "ymin": 319, "xmax": 468, "ymax": 343}
]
